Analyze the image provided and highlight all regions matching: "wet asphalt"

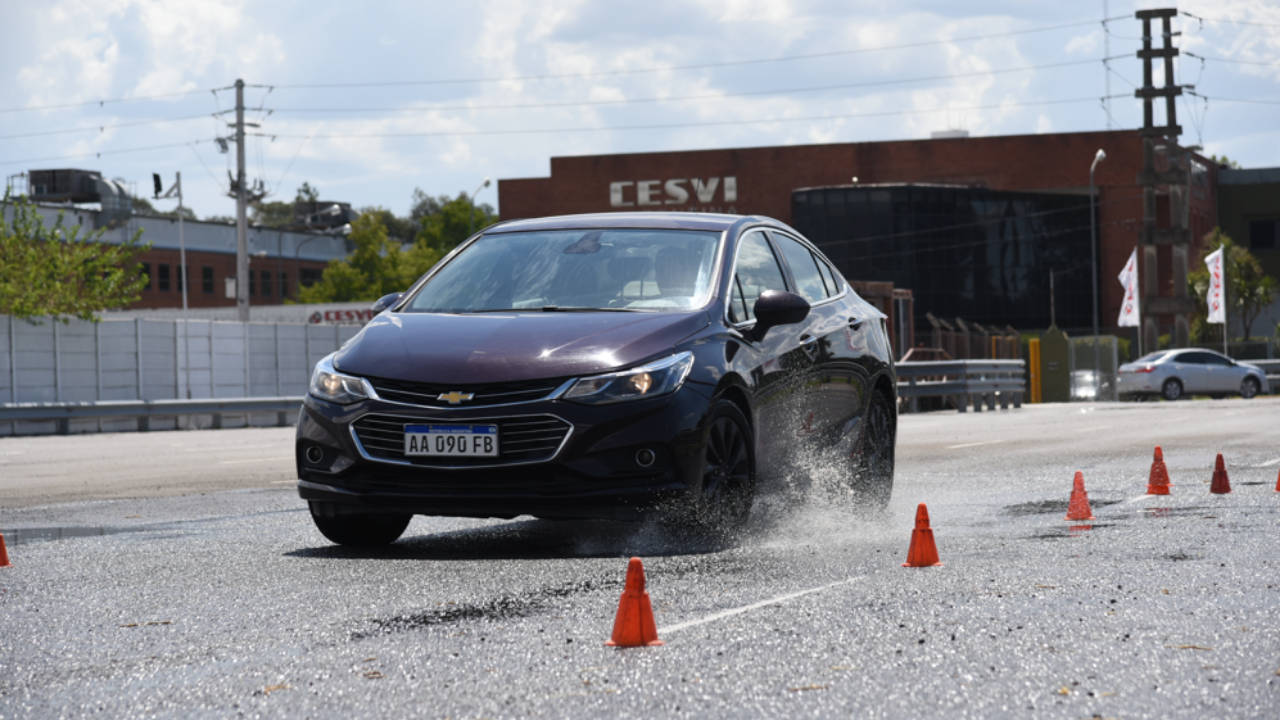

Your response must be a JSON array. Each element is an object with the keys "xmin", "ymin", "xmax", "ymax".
[{"xmin": 1, "ymin": 399, "xmax": 1278, "ymax": 719}]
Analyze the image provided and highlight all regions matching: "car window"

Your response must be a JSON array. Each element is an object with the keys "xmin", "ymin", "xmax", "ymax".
[
  {"xmin": 402, "ymin": 229, "xmax": 721, "ymax": 313},
  {"xmin": 1136, "ymin": 351, "xmax": 1171, "ymax": 363},
  {"xmin": 816, "ymin": 256, "xmax": 840, "ymax": 296},
  {"xmin": 1201, "ymin": 353, "xmax": 1233, "ymax": 366},
  {"xmin": 1176, "ymin": 352, "xmax": 1209, "ymax": 364},
  {"xmin": 772, "ymin": 232, "xmax": 829, "ymax": 304},
  {"xmin": 729, "ymin": 231, "xmax": 789, "ymax": 323}
]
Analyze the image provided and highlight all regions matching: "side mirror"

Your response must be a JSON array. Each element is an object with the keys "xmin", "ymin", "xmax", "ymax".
[
  {"xmin": 371, "ymin": 292, "xmax": 403, "ymax": 315},
  {"xmin": 751, "ymin": 290, "xmax": 810, "ymax": 342}
]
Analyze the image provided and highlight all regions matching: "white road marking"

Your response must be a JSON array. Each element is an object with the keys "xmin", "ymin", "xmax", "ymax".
[
  {"xmin": 1259, "ymin": 457, "xmax": 1280, "ymax": 467},
  {"xmin": 269, "ymin": 480, "xmax": 295, "ymax": 485},
  {"xmin": 1074, "ymin": 425, "xmax": 1114, "ymax": 433},
  {"xmin": 946, "ymin": 440, "xmax": 1004, "ymax": 450},
  {"xmin": 1125, "ymin": 494, "xmax": 1155, "ymax": 503},
  {"xmin": 181, "ymin": 444, "xmax": 278, "ymax": 452},
  {"xmin": 663, "ymin": 576, "xmax": 865, "ymax": 635},
  {"xmin": 219, "ymin": 457, "xmax": 294, "ymax": 465}
]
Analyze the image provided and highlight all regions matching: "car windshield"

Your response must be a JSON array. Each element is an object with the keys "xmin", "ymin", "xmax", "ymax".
[
  {"xmin": 1135, "ymin": 351, "xmax": 1171, "ymax": 363},
  {"xmin": 402, "ymin": 228, "xmax": 721, "ymax": 313}
]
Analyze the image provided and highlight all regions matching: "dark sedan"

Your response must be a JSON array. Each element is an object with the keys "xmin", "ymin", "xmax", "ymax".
[{"xmin": 296, "ymin": 213, "xmax": 897, "ymax": 545}]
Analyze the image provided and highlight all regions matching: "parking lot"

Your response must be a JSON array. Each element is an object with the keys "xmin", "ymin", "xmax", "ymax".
[{"xmin": 2, "ymin": 399, "xmax": 1279, "ymax": 719}]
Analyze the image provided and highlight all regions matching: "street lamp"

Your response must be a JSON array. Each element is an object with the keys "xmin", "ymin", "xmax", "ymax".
[
  {"xmin": 469, "ymin": 177, "xmax": 491, "ymax": 237},
  {"xmin": 1089, "ymin": 148, "xmax": 1106, "ymax": 399}
]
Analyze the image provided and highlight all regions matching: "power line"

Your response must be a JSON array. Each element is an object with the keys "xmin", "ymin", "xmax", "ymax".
[
  {"xmin": 0, "ymin": 113, "xmax": 215, "ymax": 141},
  {"xmin": 1183, "ymin": 52, "xmax": 1280, "ymax": 67},
  {"xmin": 0, "ymin": 139, "xmax": 215, "ymax": 168},
  {"xmin": 0, "ymin": 88, "xmax": 218, "ymax": 115},
  {"xmin": 1182, "ymin": 12, "xmax": 1280, "ymax": 29},
  {"xmin": 272, "ymin": 59, "xmax": 1101, "ymax": 115},
  {"xmin": 1187, "ymin": 92, "xmax": 1280, "ymax": 106},
  {"xmin": 267, "ymin": 18, "xmax": 1127, "ymax": 90},
  {"xmin": 258, "ymin": 97, "xmax": 1109, "ymax": 140}
]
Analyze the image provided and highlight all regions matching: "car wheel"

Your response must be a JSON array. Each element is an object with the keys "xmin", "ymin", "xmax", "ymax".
[
  {"xmin": 1240, "ymin": 376, "xmax": 1260, "ymax": 400},
  {"xmin": 689, "ymin": 400, "xmax": 756, "ymax": 535},
  {"xmin": 310, "ymin": 506, "xmax": 412, "ymax": 546},
  {"xmin": 1161, "ymin": 378, "xmax": 1183, "ymax": 401},
  {"xmin": 847, "ymin": 390, "xmax": 896, "ymax": 511}
]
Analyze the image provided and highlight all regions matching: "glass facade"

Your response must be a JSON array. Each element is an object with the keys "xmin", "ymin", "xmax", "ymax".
[{"xmin": 792, "ymin": 185, "xmax": 1096, "ymax": 333}]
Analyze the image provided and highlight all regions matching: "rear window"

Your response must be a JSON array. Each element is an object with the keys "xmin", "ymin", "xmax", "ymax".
[{"xmin": 1136, "ymin": 351, "xmax": 1171, "ymax": 363}]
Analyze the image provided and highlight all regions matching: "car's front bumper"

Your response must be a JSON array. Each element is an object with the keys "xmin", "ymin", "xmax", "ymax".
[{"xmin": 294, "ymin": 382, "xmax": 716, "ymax": 520}]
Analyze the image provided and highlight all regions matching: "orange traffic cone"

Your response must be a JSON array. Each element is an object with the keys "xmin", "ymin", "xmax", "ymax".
[
  {"xmin": 1274, "ymin": 467, "xmax": 1279, "ymax": 493},
  {"xmin": 0, "ymin": 530, "xmax": 10, "ymax": 568},
  {"xmin": 903, "ymin": 503, "xmax": 943, "ymax": 567},
  {"xmin": 1065, "ymin": 471, "xmax": 1096, "ymax": 521},
  {"xmin": 605, "ymin": 557, "xmax": 663, "ymax": 647},
  {"xmin": 1146, "ymin": 446, "xmax": 1172, "ymax": 495},
  {"xmin": 1209, "ymin": 453, "xmax": 1232, "ymax": 494}
]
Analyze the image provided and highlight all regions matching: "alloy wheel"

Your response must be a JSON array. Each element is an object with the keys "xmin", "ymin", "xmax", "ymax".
[{"xmin": 697, "ymin": 404, "xmax": 755, "ymax": 532}]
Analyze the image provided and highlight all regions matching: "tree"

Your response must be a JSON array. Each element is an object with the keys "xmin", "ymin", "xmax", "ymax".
[
  {"xmin": 415, "ymin": 191, "xmax": 499, "ymax": 256},
  {"xmin": 409, "ymin": 188, "xmax": 446, "ymax": 221},
  {"xmin": 296, "ymin": 182, "xmax": 320, "ymax": 203},
  {"xmin": 131, "ymin": 195, "xmax": 196, "ymax": 220},
  {"xmin": 1188, "ymin": 228, "xmax": 1278, "ymax": 342},
  {"xmin": 357, "ymin": 206, "xmax": 417, "ymax": 243},
  {"xmin": 1210, "ymin": 154, "xmax": 1242, "ymax": 170},
  {"xmin": 295, "ymin": 212, "xmax": 441, "ymax": 304},
  {"xmin": 1, "ymin": 193, "xmax": 150, "ymax": 322},
  {"xmin": 251, "ymin": 200, "xmax": 295, "ymax": 228}
]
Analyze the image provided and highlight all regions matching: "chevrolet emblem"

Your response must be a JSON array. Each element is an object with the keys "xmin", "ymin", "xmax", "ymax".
[{"xmin": 437, "ymin": 391, "xmax": 475, "ymax": 405}]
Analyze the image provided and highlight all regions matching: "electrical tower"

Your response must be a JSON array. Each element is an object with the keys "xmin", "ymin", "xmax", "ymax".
[{"xmin": 1134, "ymin": 7, "xmax": 1194, "ymax": 350}]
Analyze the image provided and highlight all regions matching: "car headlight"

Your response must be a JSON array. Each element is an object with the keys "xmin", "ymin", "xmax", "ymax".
[
  {"xmin": 309, "ymin": 355, "xmax": 369, "ymax": 404},
  {"xmin": 563, "ymin": 352, "xmax": 694, "ymax": 405}
]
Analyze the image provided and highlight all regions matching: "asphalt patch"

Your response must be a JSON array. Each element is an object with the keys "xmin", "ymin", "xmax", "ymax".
[{"xmin": 1003, "ymin": 499, "xmax": 1123, "ymax": 517}]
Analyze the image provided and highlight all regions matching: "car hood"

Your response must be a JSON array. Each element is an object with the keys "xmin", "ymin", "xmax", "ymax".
[{"xmin": 333, "ymin": 310, "xmax": 709, "ymax": 384}]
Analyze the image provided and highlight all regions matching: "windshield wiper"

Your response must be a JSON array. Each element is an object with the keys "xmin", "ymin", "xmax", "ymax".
[
  {"xmin": 539, "ymin": 306, "xmax": 654, "ymax": 313},
  {"xmin": 463, "ymin": 306, "xmax": 654, "ymax": 314}
]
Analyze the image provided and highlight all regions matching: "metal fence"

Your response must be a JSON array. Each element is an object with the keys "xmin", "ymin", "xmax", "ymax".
[{"xmin": 1, "ymin": 316, "xmax": 360, "ymax": 435}]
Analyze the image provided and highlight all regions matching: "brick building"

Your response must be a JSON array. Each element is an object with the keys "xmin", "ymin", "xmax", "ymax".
[{"xmin": 499, "ymin": 130, "xmax": 1220, "ymax": 338}]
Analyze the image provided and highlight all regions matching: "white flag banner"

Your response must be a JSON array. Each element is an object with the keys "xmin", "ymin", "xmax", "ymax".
[
  {"xmin": 1205, "ymin": 246, "xmax": 1226, "ymax": 324},
  {"xmin": 1116, "ymin": 247, "xmax": 1140, "ymax": 327}
]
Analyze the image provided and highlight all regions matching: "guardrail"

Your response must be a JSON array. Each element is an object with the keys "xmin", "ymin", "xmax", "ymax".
[
  {"xmin": 0, "ymin": 397, "xmax": 304, "ymax": 435},
  {"xmin": 897, "ymin": 360, "xmax": 1026, "ymax": 413},
  {"xmin": 1251, "ymin": 360, "xmax": 1280, "ymax": 393}
]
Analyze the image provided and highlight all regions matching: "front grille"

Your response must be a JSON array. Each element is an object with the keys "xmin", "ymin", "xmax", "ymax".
[
  {"xmin": 351, "ymin": 413, "xmax": 572, "ymax": 467},
  {"xmin": 367, "ymin": 376, "xmax": 568, "ymax": 408}
]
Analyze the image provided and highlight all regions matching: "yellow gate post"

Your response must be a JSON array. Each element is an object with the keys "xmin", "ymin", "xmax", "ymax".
[{"xmin": 1029, "ymin": 338, "xmax": 1042, "ymax": 403}]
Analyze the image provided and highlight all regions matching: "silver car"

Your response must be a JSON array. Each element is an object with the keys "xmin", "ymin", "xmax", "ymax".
[{"xmin": 1118, "ymin": 349, "xmax": 1270, "ymax": 401}]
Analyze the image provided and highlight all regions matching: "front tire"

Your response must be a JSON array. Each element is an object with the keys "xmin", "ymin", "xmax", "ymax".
[
  {"xmin": 686, "ymin": 400, "xmax": 756, "ymax": 535},
  {"xmin": 1240, "ymin": 376, "xmax": 1260, "ymax": 400},
  {"xmin": 847, "ymin": 391, "xmax": 896, "ymax": 511},
  {"xmin": 1161, "ymin": 378, "xmax": 1183, "ymax": 401},
  {"xmin": 310, "ymin": 506, "xmax": 411, "ymax": 546}
]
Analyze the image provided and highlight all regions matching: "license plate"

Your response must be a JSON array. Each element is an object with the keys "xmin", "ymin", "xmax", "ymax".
[{"xmin": 404, "ymin": 424, "xmax": 499, "ymax": 457}]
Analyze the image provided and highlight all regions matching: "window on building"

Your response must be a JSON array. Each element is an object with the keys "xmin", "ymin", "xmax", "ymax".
[
  {"xmin": 176, "ymin": 264, "xmax": 186, "ymax": 293},
  {"xmin": 261, "ymin": 270, "xmax": 272, "ymax": 298},
  {"xmin": 300, "ymin": 268, "xmax": 323, "ymax": 288},
  {"xmin": 249, "ymin": 270, "xmax": 256, "ymax": 296},
  {"xmin": 202, "ymin": 267, "xmax": 214, "ymax": 295},
  {"xmin": 141, "ymin": 263, "xmax": 152, "ymax": 291},
  {"xmin": 279, "ymin": 272, "xmax": 289, "ymax": 299},
  {"xmin": 158, "ymin": 263, "xmax": 171, "ymax": 292},
  {"xmin": 1250, "ymin": 220, "xmax": 1277, "ymax": 250}
]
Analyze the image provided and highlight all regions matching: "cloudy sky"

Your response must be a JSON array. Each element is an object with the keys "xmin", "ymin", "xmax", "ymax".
[{"xmin": 2, "ymin": 0, "xmax": 1277, "ymax": 221}]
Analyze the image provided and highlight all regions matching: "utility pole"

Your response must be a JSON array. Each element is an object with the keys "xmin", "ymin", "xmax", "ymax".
[
  {"xmin": 1135, "ymin": 8, "xmax": 1193, "ymax": 351},
  {"xmin": 234, "ymin": 79, "xmax": 250, "ymax": 322}
]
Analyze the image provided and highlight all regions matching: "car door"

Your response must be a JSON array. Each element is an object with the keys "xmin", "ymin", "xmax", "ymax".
[
  {"xmin": 1201, "ymin": 352, "xmax": 1242, "ymax": 392},
  {"xmin": 725, "ymin": 229, "xmax": 816, "ymax": 478},
  {"xmin": 1170, "ymin": 352, "xmax": 1210, "ymax": 394},
  {"xmin": 768, "ymin": 231, "xmax": 863, "ymax": 450}
]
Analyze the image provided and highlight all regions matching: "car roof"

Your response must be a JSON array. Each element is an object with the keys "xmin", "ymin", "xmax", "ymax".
[{"xmin": 485, "ymin": 212, "xmax": 775, "ymax": 234}]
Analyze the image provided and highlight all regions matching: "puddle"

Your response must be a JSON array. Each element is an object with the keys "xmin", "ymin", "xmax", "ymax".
[
  {"xmin": 1027, "ymin": 523, "xmax": 1114, "ymax": 540},
  {"xmin": 1004, "ymin": 499, "xmax": 1123, "ymax": 517},
  {"xmin": 354, "ymin": 578, "xmax": 604, "ymax": 639},
  {"xmin": 1165, "ymin": 552, "xmax": 1200, "ymax": 562},
  {"xmin": 1238, "ymin": 482, "xmax": 1267, "ymax": 486},
  {"xmin": 2, "ymin": 526, "xmax": 155, "ymax": 546},
  {"xmin": 1136, "ymin": 506, "xmax": 1215, "ymax": 519}
]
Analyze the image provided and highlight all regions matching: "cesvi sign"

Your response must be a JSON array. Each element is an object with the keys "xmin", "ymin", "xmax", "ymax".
[
  {"xmin": 309, "ymin": 309, "xmax": 374, "ymax": 325},
  {"xmin": 609, "ymin": 177, "xmax": 738, "ymax": 211}
]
